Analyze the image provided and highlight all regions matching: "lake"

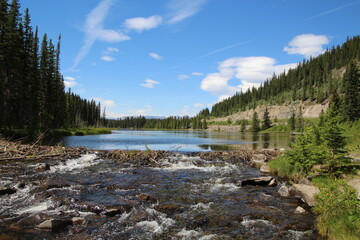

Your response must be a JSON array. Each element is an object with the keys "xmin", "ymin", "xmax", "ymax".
[{"xmin": 51, "ymin": 130, "xmax": 294, "ymax": 151}]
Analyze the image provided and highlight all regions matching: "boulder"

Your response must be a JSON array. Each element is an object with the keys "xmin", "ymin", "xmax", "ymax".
[
  {"xmin": 260, "ymin": 164, "xmax": 271, "ymax": 173},
  {"xmin": 347, "ymin": 178, "xmax": 360, "ymax": 200},
  {"xmin": 241, "ymin": 176, "xmax": 277, "ymax": 187},
  {"xmin": 298, "ymin": 178, "xmax": 312, "ymax": 186},
  {"xmin": 294, "ymin": 206, "xmax": 306, "ymax": 214},
  {"xmin": 37, "ymin": 219, "xmax": 73, "ymax": 232},
  {"xmin": 289, "ymin": 184, "xmax": 320, "ymax": 207},
  {"xmin": 278, "ymin": 185, "xmax": 290, "ymax": 197},
  {"xmin": 0, "ymin": 187, "xmax": 16, "ymax": 196}
]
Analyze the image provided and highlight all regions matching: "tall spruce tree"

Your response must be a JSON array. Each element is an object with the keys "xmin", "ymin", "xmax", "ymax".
[
  {"xmin": 251, "ymin": 111, "xmax": 260, "ymax": 132},
  {"xmin": 262, "ymin": 107, "xmax": 271, "ymax": 130},
  {"xmin": 343, "ymin": 60, "xmax": 360, "ymax": 121}
]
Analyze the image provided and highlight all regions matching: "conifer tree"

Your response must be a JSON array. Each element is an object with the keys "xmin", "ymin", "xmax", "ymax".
[
  {"xmin": 262, "ymin": 107, "xmax": 271, "ymax": 130},
  {"xmin": 251, "ymin": 111, "xmax": 260, "ymax": 132},
  {"xmin": 343, "ymin": 60, "xmax": 360, "ymax": 121}
]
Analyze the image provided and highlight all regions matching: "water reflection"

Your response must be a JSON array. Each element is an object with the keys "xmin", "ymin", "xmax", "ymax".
[{"xmin": 51, "ymin": 130, "xmax": 294, "ymax": 152}]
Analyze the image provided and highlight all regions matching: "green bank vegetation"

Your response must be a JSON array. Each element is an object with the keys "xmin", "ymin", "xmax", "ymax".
[{"xmin": 269, "ymin": 94, "xmax": 360, "ymax": 239}]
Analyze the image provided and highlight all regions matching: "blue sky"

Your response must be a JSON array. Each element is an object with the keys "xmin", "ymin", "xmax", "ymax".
[{"xmin": 20, "ymin": 0, "xmax": 360, "ymax": 118}]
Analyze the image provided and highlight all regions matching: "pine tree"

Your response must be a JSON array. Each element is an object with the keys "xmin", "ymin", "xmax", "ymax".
[
  {"xmin": 262, "ymin": 107, "xmax": 271, "ymax": 130},
  {"xmin": 343, "ymin": 60, "xmax": 360, "ymax": 121},
  {"xmin": 296, "ymin": 106, "xmax": 304, "ymax": 131},
  {"xmin": 251, "ymin": 111, "xmax": 260, "ymax": 132},
  {"xmin": 288, "ymin": 111, "xmax": 296, "ymax": 131}
]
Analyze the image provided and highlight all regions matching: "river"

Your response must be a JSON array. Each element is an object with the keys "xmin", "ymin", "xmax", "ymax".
[{"xmin": 0, "ymin": 131, "xmax": 318, "ymax": 239}]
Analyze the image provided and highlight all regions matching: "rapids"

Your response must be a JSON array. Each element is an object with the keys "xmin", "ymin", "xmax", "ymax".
[{"xmin": 0, "ymin": 153, "xmax": 318, "ymax": 239}]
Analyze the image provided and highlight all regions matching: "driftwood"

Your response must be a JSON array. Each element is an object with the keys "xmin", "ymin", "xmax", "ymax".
[{"xmin": 0, "ymin": 138, "xmax": 87, "ymax": 162}]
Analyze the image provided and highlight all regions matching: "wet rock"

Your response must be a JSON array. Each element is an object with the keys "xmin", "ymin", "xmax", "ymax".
[
  {"xmin": 138, "ymin": 193, "xmax": 157, "ymax": 202},
  {"xmin": 72, "ymin": 217, "xmax": 87, "ymax": 225},
  {"xmin": 0, "ymin": 187, "xmax": 16, "ymax": 196},
  {"xmin": 16, "ymin": 182, "xmax": 26, "ymax": 189},
  {"xmin": 37, "ymin": 219, "xmax": 73, "ymax": 232},
  {"xmin": 259, "ymin": 164, "xmax": 271, "ymax": 173},
  {"xmin": 289, "ymin": 184, "xmax": 320, "ymax": 207},
  {"xmin": 154, "ymin": 203, "xmax": 186, "ymax": 215},
  {"xmin": 41, "ymin": 180, "xmax": 71, "ymax": 190},
  {"xmin": 241, "ymin": 176, "xmax": 277, "ymax": 187},
  {"xmin": 37, "ymin": 163, "xmax": 50, "ymax": 171},
  {"xmin": 294, "ymin": 206, "xmax": 306, "ymax": 214},
  {"xmin": 250, "ymin": 154, "xmax": 267, "ymax": 167},
  {"xmin": 278, "ymin": 185, "xmax": 290, "ymax": 197},
  {"xmin": 104, "ymin": 205, "xmax": 133, "ymax": 216},
  {"xmin": 298, "ymin": 178, "xmax": 312, "ymax": 186}
]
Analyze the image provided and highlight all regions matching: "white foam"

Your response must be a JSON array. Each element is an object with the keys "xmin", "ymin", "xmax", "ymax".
[
  {"xmin": 209, "ymin": 183, "xmax": 240, "ymax": 192},
  {"xmin": 50, "ymin": 154, "xmax": 100, "ymax": 172},
  {"xmin": 16, "ymin": 200, "xmax": 52, "ymax": 215},
  {"xmin": 190, "ymin": 202, "xmax": 213, "ymax": 211},
  {"xmin": 241, "ymin": 217, "xmax": 271, "ymax": 228},
  {"xmin": 177, "ymin": 228, "xmax": 202, "ymax": 238}
]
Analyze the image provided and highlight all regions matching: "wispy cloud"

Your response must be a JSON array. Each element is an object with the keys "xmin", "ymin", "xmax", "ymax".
[
  {"xmin": 124, "ymin": 15, "xmax": 163, "ymax": 32},
  {"xmin": 64, "ymin": 76, "xmax": 78, "ymax": 88},
  {"xmin": 101, "ymin": 55, "xmax": 116, "ymax": 61},
  {"xmin": 149, "ymin": 52, "xmax": 164, "ymax": 60},
  {"xmin": 73, "ymin": 0, "xmax": 130, "ymax": 69},
  {"xmin": 192, "ymin": 72, "xmax": 203, "ymax": 76},
  {"xmin": 128, "ymin": 105, "xmax": 153, "ymax": 116},
  {"xmin": 92, "ymin": 97, "xmax": 116, "ymax": 108},
  {"xmin": 104, "ymin": 47, "xmax": 119, "ymax": 54},
  {"xmin": 140, "ymin": 79, "xmax": 160, "ymax": 88},
  {"xmin": 284, "ymin": 34, "xmax": 329, "ymax": 58},
  {"xmin": 167, "ymin": 0, "xmax": 208, "ymax": 24},
  {"xmin": 177, "ymin": 74, "xmax": 190, "ymax": 80},
  {"xmin": 172, "ymin": 40, "xmax": 253, "ymax": 68},
  {"xmin": 305, "ymin": 0, "xmax": 360, "ymax": 21}
]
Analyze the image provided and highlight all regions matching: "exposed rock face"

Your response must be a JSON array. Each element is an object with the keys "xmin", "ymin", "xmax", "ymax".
[
  {"xmin": 241, "ymin": 176, "xmax": 277, "ymax": 187},
  {"xmin": 260, "ymin": 164, "xmax": 271, "ymax": 173},
  {"xmin": 210, "ymin": 101, "xmax": 329, "ymax": 123},
  {"xmin": 37, "ymin": 219, "xmax": 73, "ymax": 232},
  {"xmin": 289, "ymin": 184, "xmax": 320, "ymax": 207}
]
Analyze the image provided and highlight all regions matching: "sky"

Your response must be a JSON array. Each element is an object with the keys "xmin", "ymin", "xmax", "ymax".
[{"xmin": 20, "ymin": 0, "xmax": 360, "ymax": 118}]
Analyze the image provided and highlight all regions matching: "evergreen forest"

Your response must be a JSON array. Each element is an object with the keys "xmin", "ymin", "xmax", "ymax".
[{"xmin": 0, "ymin": 0, "xmax": 104, "ymax": 131}]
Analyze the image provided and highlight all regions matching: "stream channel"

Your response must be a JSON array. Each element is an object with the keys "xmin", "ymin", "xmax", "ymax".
[{"xmin": 0, "ymin": 131, "xmax": 318, "ymax": 239}]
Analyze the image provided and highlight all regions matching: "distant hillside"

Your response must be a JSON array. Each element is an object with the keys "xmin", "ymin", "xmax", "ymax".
[{"xmin": 198, "ymin": 36, "xmax": 360, "ymax": 119}]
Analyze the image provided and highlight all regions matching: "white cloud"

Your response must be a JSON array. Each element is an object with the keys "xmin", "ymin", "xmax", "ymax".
[
  {"xmin": 167, "ymin": 0, "xmax": 208, "ymax": 24},
  {"xmin": 73, "ymin": 0, "xmax": 130, "ymax": 68},
  {"xmin": 104, "ymin": 47, "xmax": 119, "ymax": 53},
  {"xmin": 194, "ymin": 103, "xmax": 204, "ymax": 108},
  {"xmin": 64, "ymin": 76, "xmax": 78, "ymax": 88},
  {"xmin": 192, "ymin": 72, "xmax": 203, "ymax": 76},
  {"xmin": 106, "ymin": 111, "xmax": 126, "ymax": 119},
  {"xmin": 177, "ymin": 74, "xmax": 190, "ymax": 80},
  {"xmin": 141, "ymin": 79, "xmax": 160, "ymax": 88},
  {"xmin": 92, "ymin": 97, "xmax": 116, "ymax": 108},
  {"xmin": 128, "ymin": 108, "xmax": 153, "ymax": 116},
  {"xmin": 101, "ymin": 55, "xmax": 116, "ymax": 61},
  {"xmin": 124, "ymin": 15, "xmax": 163, "ymax": 32},
  {"xmin": 201, "ymin": 56, "xmax": 297, "ymax": 98},
  {"xmin": 284, "ymin": 34, "xmax": 329, "ymax": 58},
  {"xmin": 149, "ymin": 52, "xmax": 163, "ymax": 60}
]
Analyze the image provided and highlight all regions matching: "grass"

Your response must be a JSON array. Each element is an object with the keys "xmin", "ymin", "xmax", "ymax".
[
  {"xmin": 342, "ymin": 120, "xmax": 360, "ymax": 155},
  {"xmin": 268, "ymin": 154, "xmax": 303, "ymax": 181},
  {"xmin": 312, "ymin": 176, "xmax": 360, "ymax": 240}
]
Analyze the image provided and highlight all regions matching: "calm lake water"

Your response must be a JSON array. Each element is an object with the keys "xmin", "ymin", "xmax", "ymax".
[{"xmin": 52, "ymin": 130, "xmax": 294, "ymax": 151}]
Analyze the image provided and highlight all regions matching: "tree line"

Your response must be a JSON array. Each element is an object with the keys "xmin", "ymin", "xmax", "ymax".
[
  {"xmin": 0, "ymin": 0, "xmax": 104, "ymax": 130},
  {"xmin": 205, "ymin": 36, "xmax": 360, "ymax": 118}
]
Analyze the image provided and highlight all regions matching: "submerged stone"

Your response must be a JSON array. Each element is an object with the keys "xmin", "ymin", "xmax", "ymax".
[{"xmin": 37, "ymin": 219, "xmax": 73, "ymax": 232}]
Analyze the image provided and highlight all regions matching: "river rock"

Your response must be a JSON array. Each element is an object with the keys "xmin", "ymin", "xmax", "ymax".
[
  {"xmin": 37, "ymin": 163, "xmax": 50, "ymax": 171},
  {"xmin": 278, "ymin": 185, "xmax": 290, "ymax": 197},
  {"xmin": 0, "ymin": 187, "xmax": 16, "ymax": 196},
  {"xmin": 241, "ymin": 176, "xmax": 277, "ymax": 187},
  {"xmin": 41, "ymin": 180, "xmax": 71, "ymax": 190},
  {"xmin": 104, "ymin": 205, "xmax": 133, "ymax": 217},
  {"xmin": 289, "ymin": 184, "xmax": 320, "ymax": 207},
  {"xmin": 260, "ymin": 164, "xmax": 271, "ymax": 173},
  {"xmin": 37, "ymin": 219, "xmax": 73, "ymax": 232},
  {"xmin": 294, "ymin": 206, "xmax": 306, "ymax": 214},
  {"xmin": 72, "ymin": 217, "xmax": 86, "ymax": 225},
  {"xmin": 250, "ymin": 154, "xmax": 267, "ymax": 167},
  {"xmin": 138, "ymin": 193, "xmax": 157, "ymax": 202},
  {"xmin": 154, "ymin": 203, "xmax": 186, "ymax": 215}
]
